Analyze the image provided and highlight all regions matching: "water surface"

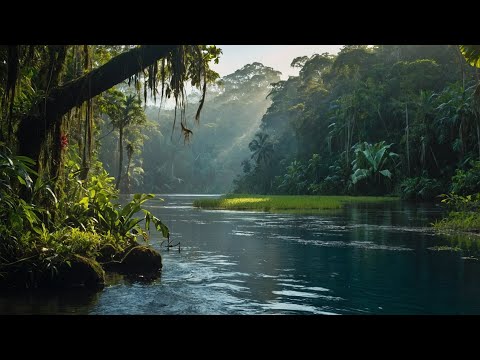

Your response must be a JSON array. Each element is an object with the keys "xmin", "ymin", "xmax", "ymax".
[{"xmin": 2, "ymin": 194, "xmax": 480, "ymax": 315}]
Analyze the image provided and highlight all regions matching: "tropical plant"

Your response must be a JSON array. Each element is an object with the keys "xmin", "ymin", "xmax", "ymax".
[
  {"xmin": 99, "ymin": 91, "xmax": 147, "ymax": 190},
  {"xmin": 248, "ymin": 132, "xmax": 274, "ymax": 166},
  {"xmin": 450, "ymin": 160, "xmax": 480, "ymax": 195},
  {"xmin": 58, "ymin": 147, "xmax": 169, "ymax": 242},
  {"xmin": 306, "ymin": 153, "xmax": 323, "ymax": 184},
  {"xmin": 435, "ymin": 82, "xmax": 479, "ymax": 158},
  {"xmin": 400, "ymin": 175, "xmax": 443, "ymax": 201},
  {"xmin": 0, "ymin": 144, "xmax": 43, "ymax": 234},
  {"xmin": 440, "ymin": 192, "xmax": 480, "ymax": 213},
  {"xmin": 460, "ymin": 45, "xmax": 480, "ymax": 68},
  {"xmin": 350, "ymin": 141, "xmax": 399, "ymax": 185},
  {"xmin": 278, "ymin": 160, "xmax": 307, "ymax": 194}
]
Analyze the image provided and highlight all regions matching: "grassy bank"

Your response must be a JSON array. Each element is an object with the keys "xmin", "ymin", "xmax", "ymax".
[
  {"xmin": 193, "ymin": 194, "xmax": 399, "ymax": 212},
  {"xmin": 434, "ymin": 211, "xmax": 480, "ymax": 233},
  {"xmin": 433, "ymin": 213, "xmax": 480, "ymax": 258}
]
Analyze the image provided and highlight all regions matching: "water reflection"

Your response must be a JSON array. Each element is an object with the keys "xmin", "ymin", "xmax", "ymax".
[
  {"xmin": 2, "ymin": 195, "xmax": 480, "ymax": 315},
  {"xmin": 0, "ymin": 288, "xmax": 100, "ymax": 314}
]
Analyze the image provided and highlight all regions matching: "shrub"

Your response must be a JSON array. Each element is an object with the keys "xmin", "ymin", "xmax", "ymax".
[
  {"xmin": 400, "ymin": 175, "xmax": 443, "ymax": 201},
  {"xmin": 451, "ymin": 160, "xmax": 480, "ymax": 195}
]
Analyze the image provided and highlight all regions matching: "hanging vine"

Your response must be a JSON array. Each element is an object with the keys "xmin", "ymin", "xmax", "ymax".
[{"xmin": 1, "ymin": 45, "xmax": 221, "ymax": 188}]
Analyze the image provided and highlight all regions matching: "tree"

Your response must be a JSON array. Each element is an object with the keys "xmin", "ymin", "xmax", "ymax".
[
  {"xmin": 435, "ymin": 82, "xmax": 479, "ymax": 159},
  {"xmin": 125, "ymin": 142, "xmax": 135, "ymax": 193},
  {"xmin": 133, "ymin": 62, "xmax": 281, "ymax": 194},
  {"xmin": 235, "ymin": 45, "xmax": 480, "ymax": 196},
  {"xmin": 248, "ymin": 132, "xmax": 274, "ymax": 166},
  {"xmin": 102, "ymin": 92, "xmax": 147, "ymax": 189},
  {"xmin": 2, "ymin": 45, "xmax": 221, "ymax": 184},
  {"xmin": 278, "ymin": 160, "xmax": 307, "ymax": 194}
]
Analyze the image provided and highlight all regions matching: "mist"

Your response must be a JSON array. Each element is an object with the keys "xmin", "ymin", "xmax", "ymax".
[{"xmin": 99, "ymin": 62, "xmax": 282, "ymax": 194}]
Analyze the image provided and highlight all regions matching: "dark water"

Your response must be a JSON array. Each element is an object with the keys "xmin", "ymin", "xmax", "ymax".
[{"xmin": 2, "ymin": 194, "xmax": 480, "ymax": 315}]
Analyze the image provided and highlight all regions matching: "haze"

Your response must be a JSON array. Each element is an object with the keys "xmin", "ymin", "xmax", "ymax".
[{"xmin": 211, "ymin": 45, "xmax": 343, "ymax": 79}]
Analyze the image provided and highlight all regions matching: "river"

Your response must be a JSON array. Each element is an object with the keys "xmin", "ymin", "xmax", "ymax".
[{"xmin": 2, "ymin": 194, "xmax": 480, "ymax": 314}]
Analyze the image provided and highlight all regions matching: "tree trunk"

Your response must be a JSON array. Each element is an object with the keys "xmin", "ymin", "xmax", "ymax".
[
  {"xmin": 125, "ymin": 153, "xmax": 133, "ymax": 194},
  {"xmin": 477, "ymin": 123, "xmax": 480, "ymax": 160},
  {"xmin": 405, "ymin": 103, "xmax": 410, "ymax": 176},
  {"xmin": 456, "ymin": 46, "xmax": 466, "ymax": 90},
  {"xmin": 345, "ymin": 118, "xmax": 350, "ymax": 166},
  {"xmin": 18, "ymin": 45, "xmax": 177, "ymax": 166},
  {"xmin": 116, "ymin": 126, "xmax": 124, "ymax": 190}
]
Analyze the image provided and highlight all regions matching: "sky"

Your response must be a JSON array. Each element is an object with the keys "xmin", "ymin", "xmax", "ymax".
[
  {"xmin": 153, "ymin": 45, "xmax": 344, "ymax": 108},
  {"xmin": 210, "ymin": 45, "xmax": 344, "ymax": 79}
]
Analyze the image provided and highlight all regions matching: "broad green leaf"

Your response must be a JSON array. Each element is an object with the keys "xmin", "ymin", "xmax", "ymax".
[
  {"xmin": 17, "ymin": 175, "xmax": 26, "ymax": 185},
  {"xmin": 373, "ymin": 147, "xmax": 387, "ymax": 171},
  {"xmin": 379, "ymin": 169, "xmax": 392, "ymax": 178},
  {"xmin": 459, "ymin": 45, "xmax": 480, "ymax": 68},
  {"xmin": 351, "ymin": 168, "xmax": 369, "ymax": 184},
  {"xmin": 79, "ymin": 197, "xmax": 89, "ymax": 210}
]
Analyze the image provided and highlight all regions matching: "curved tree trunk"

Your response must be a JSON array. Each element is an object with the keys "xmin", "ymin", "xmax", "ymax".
[{"xmin": 17, "ymin": 45, "xmax": 177, "ymax": 168}]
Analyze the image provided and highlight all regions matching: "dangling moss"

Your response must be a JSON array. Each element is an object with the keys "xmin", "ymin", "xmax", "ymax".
[{"xmin": 13, "ymin": 45, "xmax": 220, "ymax": 185}]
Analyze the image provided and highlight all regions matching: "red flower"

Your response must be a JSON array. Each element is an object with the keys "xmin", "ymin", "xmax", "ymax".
[{"xmin": 60, "ymin": 134, "xmax": 68, "ymax": 150}]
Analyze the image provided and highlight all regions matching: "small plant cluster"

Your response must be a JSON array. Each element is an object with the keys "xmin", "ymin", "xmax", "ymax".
[{"xmin": 0, "ymin": 144, "xmax": 169, "ymax": 286}]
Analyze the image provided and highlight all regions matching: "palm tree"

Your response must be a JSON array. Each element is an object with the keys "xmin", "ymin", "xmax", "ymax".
[
  {"xmin": 103, "ymin": 92, "xmax": 147, "ymax": 190},
  {"xmin": 307, "ymin": 153, "xmax": 322, "ymax": 183},
  {"xmin": 413, "ymin": 90, "xmax": 436, "ymax": 171},
  {"xmin": 248, "ymin": 132, "xmax": 274, "ymax": 166},
  {"xmin": 278, "ymin": 160, "xmax": 307, "ymax": 194},
  {"xmin": 460, "ymin": 45, "xmax": 480, "ymax": 158},
  {"xmin": 435, "ymin": 82, "xmax": 478, "ymax": 159},
  {"xmin": 248, "ymin": 132, "xmax": 275, "ymax": 193}
]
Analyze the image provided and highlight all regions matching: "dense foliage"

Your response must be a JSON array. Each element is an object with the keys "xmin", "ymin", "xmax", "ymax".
[
  {"xmin": 98, "ymin": 62, "xmax": 281, "ymax": 193},
  {"xmin": 2, "ymin": 44, "xmax": 480, "ymax": 287},
  {"xmin": 232, "ymin": 45, "xmax": 480, "ymax": 201},
  {"xmin": 0, "ymin": 45, "xmax": 220, "ymax": 287}
]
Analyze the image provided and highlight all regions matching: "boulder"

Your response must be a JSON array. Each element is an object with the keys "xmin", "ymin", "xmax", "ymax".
[
  {"xmin": 117, "ymin": 246, "xmax": 162, "ymax": 275},
  {"xmin": 54, "ymin": 255, "xmax": 105, "ymax": 289}
]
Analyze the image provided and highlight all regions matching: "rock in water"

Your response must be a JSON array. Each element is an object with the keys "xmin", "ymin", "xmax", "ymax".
[
  {"xmin": 55, "ymin": 255, "xmax": 105, "ymax": 289},
  {"xmin": 119, "ymin": 246, "xmax": 163, "ymax": 275}
]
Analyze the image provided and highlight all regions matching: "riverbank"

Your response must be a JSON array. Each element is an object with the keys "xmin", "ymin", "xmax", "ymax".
[
  {"xmin": 0, "ymin": 244, "xmax": 163, "ymax": 290},
  {"xmin": 193, "ymin": 194, "xmax": 399, "ymax": 212},
  {"xmin": 434, "ymin": 211, "xmax": 480, "ymax": 234}
]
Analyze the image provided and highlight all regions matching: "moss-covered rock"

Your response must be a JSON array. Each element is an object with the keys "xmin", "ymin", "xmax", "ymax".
[
  {"xmin": 97, "ymin": 244, "xmax": 118, "ymax": 263},
  {"xmin": 0, "ymin": 255, "xmax": 105, "ymax": 290},
  {"xmin": 110, "ymin": 246, "xmax": 162, "ymax": 276},
  {"xmin": 53, "ymin": 255, "xmax": 105, "ymax": 289}
]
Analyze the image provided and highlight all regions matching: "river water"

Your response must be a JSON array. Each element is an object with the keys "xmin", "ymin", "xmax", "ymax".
[{"xmin": 2, "ymin": 194, "xmax": 480, "ymax": 315}]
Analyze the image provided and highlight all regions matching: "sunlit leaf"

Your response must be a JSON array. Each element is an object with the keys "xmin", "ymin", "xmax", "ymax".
[{"xmin": 459, "ymin": 45, "xmax": 480, "ymax": 68}]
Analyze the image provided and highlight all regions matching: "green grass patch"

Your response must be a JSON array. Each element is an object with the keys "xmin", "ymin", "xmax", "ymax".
[
  {"xmin": 432, "ymin": 212, "xmax": 480, "ymax": 257},
  {"xmin": 433, "ymin": 211, "xmax": 480, "ymax": 233},
  {"xmin": 193, "ymin": 194, "xmax": 399, "ymax": 213}
]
